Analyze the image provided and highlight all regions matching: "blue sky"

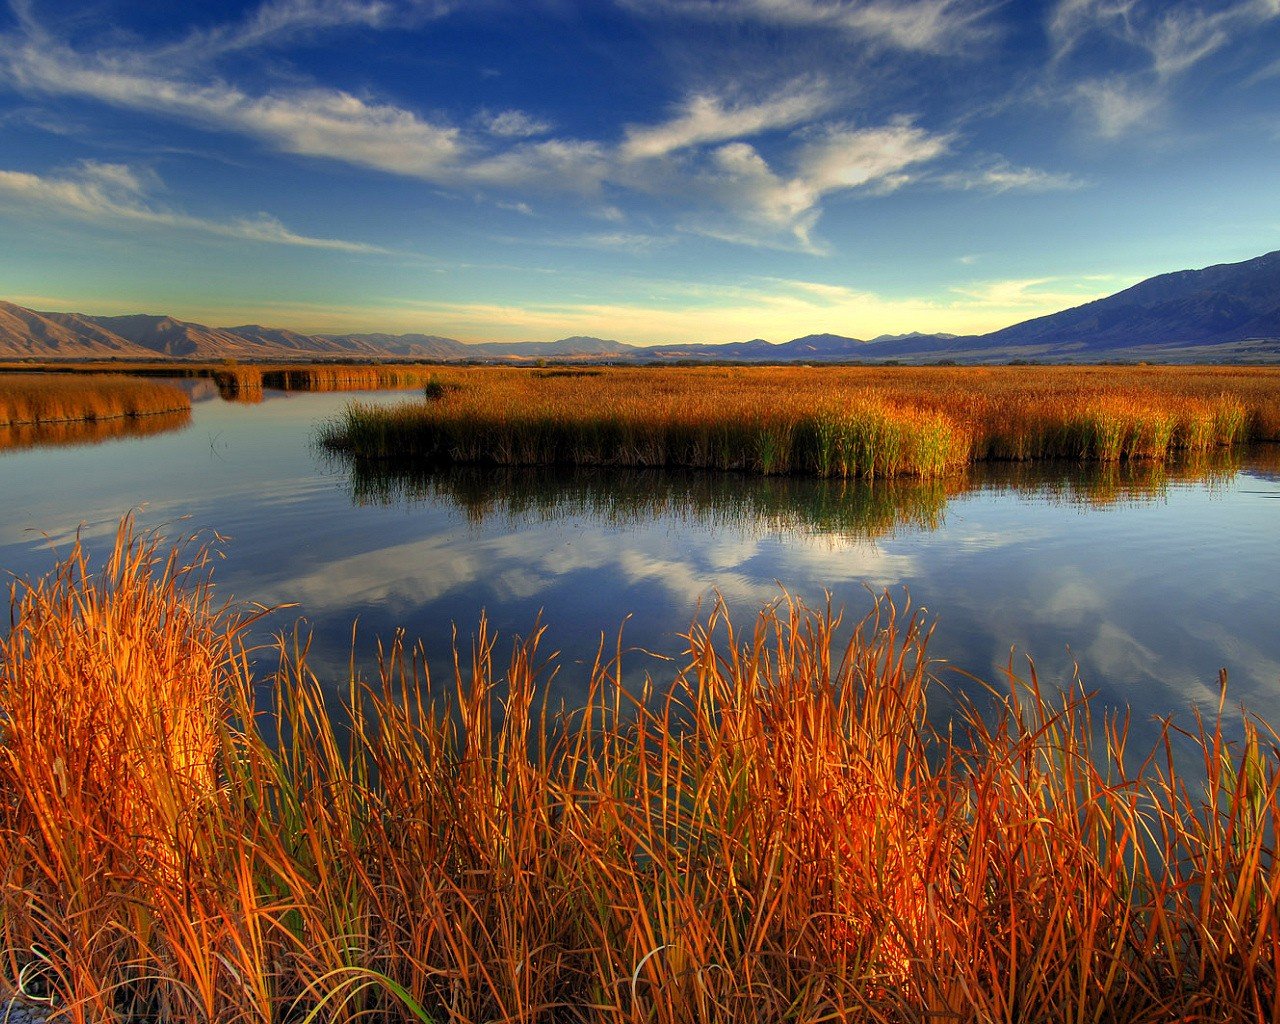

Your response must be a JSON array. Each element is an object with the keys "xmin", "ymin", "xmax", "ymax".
[{"xmin": 1, "ymin": 0, "xmax": 1278, "ymax": 343}]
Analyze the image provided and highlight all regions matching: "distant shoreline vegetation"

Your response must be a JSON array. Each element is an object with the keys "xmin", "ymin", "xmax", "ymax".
[
  {"xmin": 318, "ymin": 365, "xmax": 1280, "ymax": 480},
  {"xmin": 0, "ymin": 373, "xmax": 190, "ymax": 429}
]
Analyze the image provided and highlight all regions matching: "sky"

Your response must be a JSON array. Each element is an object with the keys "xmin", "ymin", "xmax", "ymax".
[{"xmin": 0, "ymin": 0, "xmax": 1278, "ymax": 345}]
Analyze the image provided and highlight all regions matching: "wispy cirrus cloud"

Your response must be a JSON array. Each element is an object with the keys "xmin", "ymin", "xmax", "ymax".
[
  {"xmin": 1049, "ymin": 0, "xmax": 1280, "ymax": 136},
  {"xmin": 618, "ymin": 0, "xmax": 998, "ymax": 55},
  {"xmin": 0, "ymin": 159, "xmax": 391, "ymax": 252},
  {"xmin": 932, "ymin": 159, "xmax": 1087, "ymax": 192},
  {"xmin": 620, "ymin": 82, "xmax": 832, "ymax": 160},
  {"xmin": 3, "ymin": 36, "xmax": 466, "ymax": 176},
  {"xmin": 153, "ymin": 0, "xmax": 457, "ymax": 60},
  {"xmin": 479, "ymin": 109, "xmax": 554, "ymax": 138},
  {"xmin": 1052, "ymin": 0, "xmax": 1280, "ymax": 78},
  {"xmin": 0, "ymin": 0, "xmax": 1081, "ymax": 257}
]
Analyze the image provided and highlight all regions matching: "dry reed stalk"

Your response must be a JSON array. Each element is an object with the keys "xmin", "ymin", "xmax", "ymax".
[{"xmin": 1, "ymin": 521, "xmax": 1277, "ymax": 1022}]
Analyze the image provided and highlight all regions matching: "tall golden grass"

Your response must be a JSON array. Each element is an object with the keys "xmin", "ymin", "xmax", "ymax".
[
  {"xmin": 0, "ymin": 363, "xmax": 446, "ymax": 400},
  {"xmin": 0, "ymin": 375, "xmax": 190, "ymax": 427},
  {"xmin": 2, "ymin": 520, "xmax": 1278, "ymax": 1022},
  {"xmin": 320, "ymin": 365, "xmax": 1280, "ymax": 479}
]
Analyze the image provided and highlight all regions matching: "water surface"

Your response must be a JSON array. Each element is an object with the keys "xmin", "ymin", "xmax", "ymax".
[{"xmin": 2, "ymin": 389, "xmax": 1276, "ymax": 743}]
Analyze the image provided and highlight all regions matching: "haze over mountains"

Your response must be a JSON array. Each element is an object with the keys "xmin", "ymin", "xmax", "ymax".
[{"xmin": 4, "ymin": 251, "xmax": 1280, "ymax": 364}]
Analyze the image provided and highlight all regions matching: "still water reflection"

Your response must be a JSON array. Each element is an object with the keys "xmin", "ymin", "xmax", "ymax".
[{"xmin": 1, "ymin": 389, "xmax": 1276, "ymax": 744}]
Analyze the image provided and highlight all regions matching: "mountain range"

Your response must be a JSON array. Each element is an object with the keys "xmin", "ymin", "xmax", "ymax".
[{"xmin": 4, "ymin": 250, "xmax": 1280, "ymax": 364}]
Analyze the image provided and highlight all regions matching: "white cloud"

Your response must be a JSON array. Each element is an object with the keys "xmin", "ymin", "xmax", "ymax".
[
  {"xmin": 1072, "ymin": 77, "xmax": 1162, "ymax": 138},
  {"xmin": 621, "ymin": 83, "xmax": 831, "ymax": 160},
  {"xmin": 5, "ymin": 40, "xmax": 465, "ymax": 177},
  {"xmin": 689, "ymin": 121, "xmax": 949, "ymax": 249},
  {"xmin": 0, "ymin": 160, "xmax": 390, "ymax": 252},
  {"xmin": 480, "ymin": 109, "xmax": 554, "ymax": 138},
  {"xmin": 1052, "ymin": 0, "xmax": 1279, "ymax": 79},
  {"xmin": 0, "ymin": 1, "xmax": 1053, "ymax": 256},
  {"xmin": 949, "ymin": 276, "xmax": 1112, "ymax": 309},
  {"xmin": 933, "ymin": 160, "xmax": 1086, "ymax": 192},
  {"xmin": 1049, "ymin": 0, "xmax": 1280, "ymax": 136},
  {"xmin": 467, "ymin": 139, "xmax": 611, "ymax": 192},
  {"xmin": 620, "ymin": 0, "xmax": 997, "ymax": 54},
  {"xmin": 156, "ymin": 0, "xmax": 457, "ymax": 61}
]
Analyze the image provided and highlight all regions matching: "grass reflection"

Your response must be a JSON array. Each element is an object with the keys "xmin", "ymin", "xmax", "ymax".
[
  {"xmin": 329, "ymin": 448, "xmax": 1270, "ymax": 541},
  {"xmin": 337, "ymin": 459, "xmax": 954, "ymax": 541},
  {"xmin": 0, "ymin": 408, "xmax": 192, "ymax": 452}
]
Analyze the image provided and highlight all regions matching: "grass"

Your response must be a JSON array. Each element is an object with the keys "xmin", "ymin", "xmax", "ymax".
[
  {"xmin": 318, "ymin": 365, "xmax": 1280, "ymax": 479},
  {"xmin": 2, "ymin": 519, "xmax": 1278, "ymax": 1022},
  {"xmin": 0, "ymin": 374, "xmax": 190, "ymax": 427},
  {"xmin": 0, "ymin": 363, "xmax": 452, "ymax": 403}
]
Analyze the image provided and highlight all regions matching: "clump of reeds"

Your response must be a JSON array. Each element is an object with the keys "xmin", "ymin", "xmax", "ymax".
[
  {"xmin": 0, "ymin": 374, "xmax": 190, "ymax": 426},
  {"xmin": 318, "ymin": 365, "xmax": 1276, "ymax": 480},
  {"xmin": 2, "ymin": 522, "xmax": 1278, "ymax": 1022}
]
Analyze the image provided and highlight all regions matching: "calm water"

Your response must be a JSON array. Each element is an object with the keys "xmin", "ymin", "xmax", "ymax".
[{"xmin": 2, "ymin": 388, "xmax": 1277, "ymax": 743}]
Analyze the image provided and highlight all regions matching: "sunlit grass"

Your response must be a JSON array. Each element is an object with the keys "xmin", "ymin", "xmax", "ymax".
[
  {"xmin": 319, "ymin": 365, "xmax": 1279, "ymax": 479},
  {"xmin": 1, "ymin": 520, "xmax": 1278, "ymax": 1022},
  {"xmin": 0, "ymin": 374, "xmax": 190, "ymax": 427}
]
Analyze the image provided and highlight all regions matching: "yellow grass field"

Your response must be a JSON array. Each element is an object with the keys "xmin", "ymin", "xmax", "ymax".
[{"xmin": 1, "ymin": 519, "xmax": 1277, "ymax": 1022}]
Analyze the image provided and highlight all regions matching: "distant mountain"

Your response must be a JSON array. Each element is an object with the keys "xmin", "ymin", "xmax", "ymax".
[
  {"xmin": 314, "ymin": 332, "xmax": 469, "ymax": 359},
  {"xmin": 91, "ymin": 314, "xmax": 262, "ymax": 358},
  {"xmin": 469, "ymin": 336, "xmax": 638, "ymax": 358},
  {"xmin": 971, "ymin": 250, "xmax": 1280, "ymax": 355},
  {"xmin": 3, "ymin": 250, "xmax": 1279, "ymax": 363},
  {"xmin": 0, "ymin": 301, "xmax": 153, "ymax": 358}
]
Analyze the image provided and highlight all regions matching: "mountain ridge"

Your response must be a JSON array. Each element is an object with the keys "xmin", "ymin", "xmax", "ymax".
[{"xmin": 3, "ymin": 250, "xmax": 1280, "ymax": 363}]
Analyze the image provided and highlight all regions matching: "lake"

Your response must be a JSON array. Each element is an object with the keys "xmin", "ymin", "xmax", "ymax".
[{"xmin": 2, "ymin": 386, "xmax": 1277, "ymax": 747}]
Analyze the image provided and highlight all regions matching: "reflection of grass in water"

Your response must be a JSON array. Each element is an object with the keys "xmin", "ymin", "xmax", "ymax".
[
  {"xmin": 0, "ymin": 408, "xmax": 192, "ymax": 452},
  {"xmin": 4, "ymin": 519, "xmax": 1280, "ymax": 1023},
  {"xmin": 338, "ymin": 458, "xmax": 955, "ymax": 542},
  {"xmin": 330, "ymin": 447, "xmax": 1263, "ymax": 540},
  {"xmin": 971, "ymin": 449, "xmax": 1247, "ymax": 507}
]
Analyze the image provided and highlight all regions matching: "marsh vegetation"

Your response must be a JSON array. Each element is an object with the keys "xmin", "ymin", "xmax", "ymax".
[
  {"xmin": 319, "ymin": 365, "xmax": 1280, "ymax": 479},
  {"xmin": 1, "ymin": 521, "xmax": 1278, "ymax": 1023},
  {"xmin": 0, "ymin": 374, "xmax": 190, "ymax": 428}
]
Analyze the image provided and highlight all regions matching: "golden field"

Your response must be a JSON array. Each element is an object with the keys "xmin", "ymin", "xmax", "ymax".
[
  {"xmin": 320, "ymin": 364, "xmax": 1280, "ymax": 479},
  {"xmin": 1, "ymin": 520, "xmax": 1277, "ymax": 1023}
]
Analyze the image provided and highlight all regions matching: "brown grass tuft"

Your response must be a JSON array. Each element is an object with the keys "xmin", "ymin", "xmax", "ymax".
[{"xmin": 1, "ymin": 521, "xmax": 1277, "ymax": 1022}]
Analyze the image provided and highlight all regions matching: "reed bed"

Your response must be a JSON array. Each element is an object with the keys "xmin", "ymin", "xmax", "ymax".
[
  {"xmin": 0, "ymin": 375, "xmax": 190, "ymax": 427},
  {"xmin": 319, "ymin": 365, "xmax": 1280, "ymax": 479},
  {"xmin": 1, "ymin": 363, "xmax": 446, "ymax": 400},
  {"xmin": 2, "ymin": 521, "xmax": 1279, "ymax": 1022}
]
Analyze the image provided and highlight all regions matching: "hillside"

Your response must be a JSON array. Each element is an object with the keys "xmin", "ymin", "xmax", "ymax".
[{"xmin": 3, "ymin": 250, "xmax": 1279, "ymax": 363}]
